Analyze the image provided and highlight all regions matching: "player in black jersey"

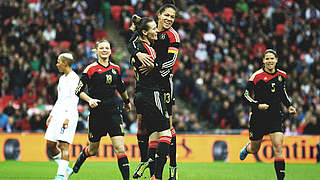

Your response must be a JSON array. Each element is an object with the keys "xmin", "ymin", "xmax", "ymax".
[
  {"xmin": 69, "ymin": 40, "xmax": 131, "ymax": 180},
  {"xmin": 129, "ymin": 15, "xmax": 172, "ymax": 180},
  {"xmin": 128, "ymin": 1, "xmax": 180, "ymax": 179},
  {"xmin": 239, "ymin": 49, "xmax": 296, "ymax": 180}
]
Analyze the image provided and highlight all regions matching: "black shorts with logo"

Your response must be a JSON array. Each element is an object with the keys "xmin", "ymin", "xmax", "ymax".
[
  {"xmin": 160, "ymin": 74, "xmax": 175, "ymax": 116},
  {"xmin": 134, "ymin": 89, "xmax": 170, "ymax": 134},
  {"xmin": 88, "ymin": 105, "xmax": 124, "ymax": 142},
  {"xmin": 249, "ymin": 110, "xmax": 285, "ymax": 141}
]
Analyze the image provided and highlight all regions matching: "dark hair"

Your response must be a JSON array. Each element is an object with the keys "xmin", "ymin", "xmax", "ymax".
[
  {"xmin": 157, "ymin": 0, "xmax": 176, "ymax": 15},
  {"xmin": 131, "ymin": 15, "xmax": 154, "ymax": 37},
  {"xmin": 263, "ymin": 49, "xmax": 278, "ymax": 59}
]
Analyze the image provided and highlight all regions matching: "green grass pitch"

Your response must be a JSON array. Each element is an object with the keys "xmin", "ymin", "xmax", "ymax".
[{"xmin": 1, "ymin": 161, "xmax": 319, "ymax": 180}]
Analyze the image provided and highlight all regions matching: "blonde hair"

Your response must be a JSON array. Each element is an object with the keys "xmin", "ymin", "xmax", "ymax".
[
  {"xmin": 59, "ymin": 53, "xmax": 74, "ymax": 66},
  {"xmin": 91, "ymin": 40, "xmax": 110, "ymax": 52}
]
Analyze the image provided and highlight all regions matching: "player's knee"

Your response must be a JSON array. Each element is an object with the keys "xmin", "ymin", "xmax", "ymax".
[
  {"xmin": 272, "ymin": 143, "xmax": 283, "ymax": 153},
  {"xmin": 113, "ymin": 144, "xmax": 125, "ymax": 156}
]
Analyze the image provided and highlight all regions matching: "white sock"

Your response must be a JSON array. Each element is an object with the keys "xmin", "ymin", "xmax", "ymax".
[
  {"xmin": 52, "ymin": 151, "xmax": 61, "ymax": 165},
  {"xmin": 57, "ymin": 160, "xmax": 69, "ymax": 176}
]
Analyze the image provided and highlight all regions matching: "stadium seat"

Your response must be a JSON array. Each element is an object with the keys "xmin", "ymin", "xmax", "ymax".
[
  {"xmin": 276, "ymin": 24, "xmax": 286, "ymax": 36},
  {"xmin": 60, "ymin": 41, "xmax": 71, "ymax": 49},
  {"xmin": 94, "ymin": 30, "xmax": 108, "ymax": 41},
  {"xmin": 222, "ymin": 7, "xmax": 233, "ymax": 23},
  {"xmin": 0, "ymin": 95, "xmax": 14, "ymax": 110},
  {"xmin": 111, "ymin": 5, "xmax": 122, "ymax": 25},
  {"xmin": 127, "ymin": 6, "xmax": 135, "ymax": 15}
]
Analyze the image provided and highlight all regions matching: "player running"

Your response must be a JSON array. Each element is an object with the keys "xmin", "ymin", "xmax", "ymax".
[
  {"xmin": 239, "ymin": 49, "xmax": 296, "ymax": 180},
  {"xmin": 67, "ymin": 40, "xmax": 131, "ymax": 180}
]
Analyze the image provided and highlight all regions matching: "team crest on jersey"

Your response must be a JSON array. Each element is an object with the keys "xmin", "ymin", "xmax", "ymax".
[
  {"xmin": 106, "ymin": 74, "xmax": 112, "ymax": 84},
  {"xmin": 278, "ymin": 76, "xmax": 282, "ymax": 82},
  {"xmin": 160, "ymin": 34, "xmax": 166, "ymax": 40},
  {"xmin": 112, "ymin": 69, "xmax": 117, "ymax": 75}
]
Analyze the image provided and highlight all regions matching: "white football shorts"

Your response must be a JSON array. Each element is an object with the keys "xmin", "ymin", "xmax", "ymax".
[{"xmin": 45, "ymin": 113, "xmax": 78, "ymax": 144}]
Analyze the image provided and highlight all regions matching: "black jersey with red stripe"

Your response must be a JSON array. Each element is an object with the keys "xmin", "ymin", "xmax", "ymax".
[
  {"xmin": 75, "ymin": 61, "xmax": 126, "ymax": 108},
  {"xmin": 127, "ymin": 27, "xmax": 180, "ymax": 78},
  {"xmin": 129, "ymin": 40, "xmax": 161, "ymax": 91},
  {"xmin": 154, "ymin": 27, "xmax": 181, "ymax": 78},
  {"xmin": 243, "ymin": 68, "xmax": 292, "ymax": 113}
]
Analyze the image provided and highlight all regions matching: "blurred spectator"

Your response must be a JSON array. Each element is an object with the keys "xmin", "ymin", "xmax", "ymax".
[
  {"xmin": 4, "ymin": 100, "xmax": 15, "ymax": 116},
  {"xmin": 303, "ymin": 115, "xmax": 320, "ymax": 135},
  {"xmin": 5, "ymin": 116, "xmax": 15, "ymax": 133},
  {"xmin": 30, "ymin": 112, "xmax": 46, "ymax": 132},
  {"xmin": 15, "ymin": 113, "xmax": 32, "ymax": 132},
  {"xmin": 0, "ymin": 108, "xmax": 9, "ymax": 131}
]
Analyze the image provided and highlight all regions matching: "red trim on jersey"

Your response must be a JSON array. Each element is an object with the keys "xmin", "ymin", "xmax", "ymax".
[
  {"xmin": 86, "ymin": 62, "xmax": 120, "ymax": 79},
  {"xmin": 166, "ymin": 27, "xmax": 181, "ymax": 43},
  {"xmin": 252, "ymin": 70, "xmax": 287, "ymax": 84},
  {"xmin": 142, "ymin": 42, "xmax": 156, "ymax": 61}
]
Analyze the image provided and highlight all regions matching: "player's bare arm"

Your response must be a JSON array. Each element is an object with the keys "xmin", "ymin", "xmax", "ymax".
[{"xmin": 79, "ymin": 92, "xmax": 101, "ymax": 108}]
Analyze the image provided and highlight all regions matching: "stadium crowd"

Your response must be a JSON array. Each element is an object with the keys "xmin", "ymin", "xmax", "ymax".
[{"xmin": 0, "ymin": 0, "xmax": 319, "ymax": 135}]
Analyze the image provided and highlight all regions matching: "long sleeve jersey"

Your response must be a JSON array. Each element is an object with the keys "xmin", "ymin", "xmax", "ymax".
[
  {"xmin": 127, "ymin": 27, "xmax": 180, "ymax": 78},
  {"xmin": 129, "ymin": 39, "xmax": 162, "ymax": 91},
  {"xmin": 75, "ymin": 61, "xmax": 126, "ymax": 108},
  {"xmin": 242, "ymin": 68, "xmax": 292, "ymax": 113},
  {"xmin": 50, "ymin": 71, "xmax": 79, "ymax": 119}
]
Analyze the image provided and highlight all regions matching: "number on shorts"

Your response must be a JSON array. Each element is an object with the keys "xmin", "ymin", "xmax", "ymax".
[{"xmin": 164, "ymin": 93, "xmax": 171, "ymax": 103}]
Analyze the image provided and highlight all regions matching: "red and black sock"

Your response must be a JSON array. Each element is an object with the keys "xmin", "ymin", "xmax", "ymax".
[
  {"xmin": 155, "ymin": 136, "xmax": 171, "ymax": 179},
  {"xmin": 117, "ymin": 154, "xmax": 130, "ymax": 180},
  {"xmin": 274, "ymin": 158, "xmax": 285, "ymax": 180},
  {"xmin": 137, "ymin": 133, "xmax": 149, "ymax": 162},
  {"xmin": 148, "ymin": 141, "xmax": 158, "ymax": 177},
  {"xmin": 169, "ymin": 128, "xmax": 177, "ymax": 167}
]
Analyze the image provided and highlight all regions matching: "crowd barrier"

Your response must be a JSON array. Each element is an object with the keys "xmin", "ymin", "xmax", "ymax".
[{"xmin": 1, "ymin": 133, "xmax": 319, "ymax": 163}]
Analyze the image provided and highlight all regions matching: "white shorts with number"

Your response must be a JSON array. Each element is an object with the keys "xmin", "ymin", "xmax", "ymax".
[{"xmin": 44, "ymin": 113, "xmax": 78, "ymax": 144}]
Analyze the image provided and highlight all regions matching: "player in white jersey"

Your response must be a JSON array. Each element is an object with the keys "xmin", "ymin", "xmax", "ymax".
[{"xmin": 44, "ymin": 53, "xmax": 79, "ymax": 180}]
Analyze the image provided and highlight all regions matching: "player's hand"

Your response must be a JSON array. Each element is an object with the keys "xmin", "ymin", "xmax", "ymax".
[
  {"xmin": 46, "ymin": 116, "xmax": 52, "ymax": 127},
  {"xmin": 139, "ymin": 64, "xmax": 154, "ymax": 75},
  {"xmin": 88, "ymin": 99, "xmax": 101, "ymax": 108},
  {"xmin": 258, "ymin": 104, "xmax": 269, "ymax": 110},
  {"xmin": 136, "ymin": 52, "xmax": 154, "ymax": 67},
  {"xmin": 124, "ymin": 102, "xmax": 131, "ymax": 112},
  {"xmin": 62, "ymin": 119, "xmax": 69, "ymax": 129},
  {"xmin": 288, "ymin": 106, "xmax": 296, "ymax": 114}
]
